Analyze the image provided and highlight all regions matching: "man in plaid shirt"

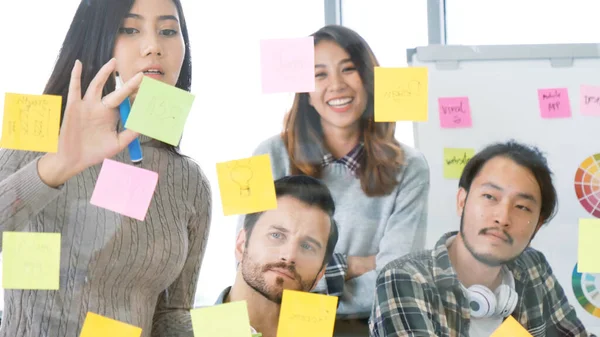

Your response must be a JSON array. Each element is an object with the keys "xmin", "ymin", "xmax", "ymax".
[{"xmin": 370, "ymin": 141, "xmax": 595, "ymax": 337}]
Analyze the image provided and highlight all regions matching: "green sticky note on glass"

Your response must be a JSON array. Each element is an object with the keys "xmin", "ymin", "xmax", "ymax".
[
  {"xmin": 2, "ymin": 232, "xmax": 61, "ymax": 290},
  {"xmin": 125, "ymin": 76, "xmax": 195, "ymax": 146},
  {"xmin": 190, "ymin": 301, "xmax": 252, "ymax": 337},
  {"xmin": 443, "ymin": 148, "xmax": 475, "ymax": 179},
  {"xmin": 578, "ymin": 218, "xmax": 600, "ymax": 273}
]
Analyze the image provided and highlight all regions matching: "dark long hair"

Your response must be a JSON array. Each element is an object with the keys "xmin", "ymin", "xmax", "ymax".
[
  {"xmin": 43, "ymin": 0, "xmax": 192, "ymax": 154},
  {"xmin": 283, "ymin": 25, "xmax": 404, "ymax": 196}
]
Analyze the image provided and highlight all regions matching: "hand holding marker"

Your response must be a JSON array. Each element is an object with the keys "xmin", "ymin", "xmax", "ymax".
[{"xmin": 115, "ymin": 73, "xmax": 143, "ymax": 164}]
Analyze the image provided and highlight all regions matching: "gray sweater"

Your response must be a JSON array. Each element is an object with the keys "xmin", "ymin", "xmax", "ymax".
[
  {"xmin": 237, "ymin": 135, "xmax": 430, "ymax": 318},
  {"xmin": 0, "ymin": 135, "xmax": 212, "ymax": 337}
]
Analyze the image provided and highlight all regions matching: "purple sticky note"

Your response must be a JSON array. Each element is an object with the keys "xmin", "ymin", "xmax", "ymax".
[
  {"xmin": 580, "ymin": 85, "xmax": 600, "ymax": 116},
  {"xmin": 438, "ymin": 97, "xmax": 472, "ymax": 128},
  {"xmin": 90, "ymin": 159, "xmax": 159, "ymax": 221},
  {"xmin": 260, "ymin": 37, "xmax": 315, "ymax": 94},
  {"xmin": 537, "ymin": 88, "xmax": 571, "ymax": 118}
]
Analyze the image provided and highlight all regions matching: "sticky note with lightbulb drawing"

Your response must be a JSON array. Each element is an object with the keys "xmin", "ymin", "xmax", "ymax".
[{"xmin": 216, "ymin": 154, "xmax": 277, "ymax": 216}]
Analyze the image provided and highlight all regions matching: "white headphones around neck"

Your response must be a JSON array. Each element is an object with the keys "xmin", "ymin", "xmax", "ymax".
[{"xmin": 467, "ymin": 283, "xmax": 518, "ymax": 319}]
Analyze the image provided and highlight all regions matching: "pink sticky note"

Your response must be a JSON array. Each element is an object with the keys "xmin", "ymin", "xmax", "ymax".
[
  {"xmin": 438, "ymin": 97, "xmax": 472, "ymax": 128},
  {"xmin": 260, "ymin": 37, "xmax": 315, "ymax": 94},
  {"xmin": 90, "ymin": 159, "xmax": 159, "ymax": 221},
  {"xmin": 580, "ymin": 85, "xmax": 600, "ymax": 116},
  {"xmin": 537, "ymin": 88, "xmax": 571, "ymax": 118}
]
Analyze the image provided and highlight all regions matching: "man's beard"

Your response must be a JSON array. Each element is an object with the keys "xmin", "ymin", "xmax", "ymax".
[
  {"xmin": 459, "ymin": 208, "xmax": 521, "ymax": 267},
  {"xmin": 240, "ymin": 250, "xmax": 317, "ymax": 304}
]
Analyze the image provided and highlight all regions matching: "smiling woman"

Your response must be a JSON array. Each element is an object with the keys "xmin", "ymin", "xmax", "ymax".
[
  {"xmin": 238, "ymin": 25, "xmax": 431, "ymax": 335},
  {"xmin": 0, "ymin": 0, "xmax": 211, "ymax": 337}
]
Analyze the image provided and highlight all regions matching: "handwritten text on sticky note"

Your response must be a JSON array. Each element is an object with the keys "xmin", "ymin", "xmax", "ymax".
[
  {"xmin": 90, "ymin": 159, "xmax": 158, "ymax": 221},
  {"xmin": 580, "ymin": 85, "xmax": 600, "ymax": 116},
  {"xmin": 277, "ymin": 290, "xmax": 337, "ymax": 337},
  {"xmin": 438, "ymin": 97, "xmax": 472, "ymax": 128},
  {"xmin": 260, "ymin": 37, "xmax": 315, "ymax": 94},
  {"xmin": 578, "ymin": 218, "xmax": 600, "ymax": 273},
  {"xmin": 1, "ymin": 93, "xmax": 61, "ymax": 152},
  {"xmin": 216, "ymin": 154, "xmax": 277, "ymax": 216},
  {"xmin": 444, "ymin": 148, "xmax": 475, "ymax": 179},
  {"xmin": 537, "ymin": 88, "xmax": 571, "ymax": 118},
  {"xmin": 191, "ymin": 301, "xmax": 252, "ymax": 337},
  {"xmin": 2, "ymin": 232, "xmax": 61, "ymax": 290},
  {"xmin": 125, "ymin": 76, "xmax": 195, "ymax": 146},
  {"xmin": 490, "ymin": 316, "xmax": 532, "ymax": 337},
  {"xmin": 80, "ymin": 312, "xmax": 142, "ymax": 337},
  {"xmin": 374, "ymin": 67, "xmax": 428, "ymax": 122}
]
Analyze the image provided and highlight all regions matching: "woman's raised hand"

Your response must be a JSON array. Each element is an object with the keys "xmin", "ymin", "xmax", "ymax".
[{"xmin": 38, "ymin": 58, "xmax": 144, "ymax": 187}]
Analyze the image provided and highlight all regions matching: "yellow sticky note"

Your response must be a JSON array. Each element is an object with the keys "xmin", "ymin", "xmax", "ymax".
[
  {"xmin": 578, "ymin": 218, "xmax": 600, "ymax": 273},
  {"xmin": 1, "ymin": 93, "xmax": 61, "ymax": 152},
  {"xmin": 444, "ymin": 148, "xmax": 475, "ymax": 179},
  {"xmin": 490, "ymin": 316, "xmax": 532, "ymax": 337},
  {"xmin": 277, "ymin": 290, "xmax": 337, "ymax": 337},
  {"xmin": 79, "ymin": 312, "xmax": 142, "ymax": 337},
  {"xmin": 216, "ymin": 154, "xmax": 277, "ymax": 216},
  {"xmin": 190, "ymin": 301, "xmax": 252, "ymax": 337},
  {"xmin": 2, "ymin": 232, "xmax": 61, "ymax": 290},
  {"xmin": 374, "ymin": 67, "xmax": 428, "ymax": 122}
]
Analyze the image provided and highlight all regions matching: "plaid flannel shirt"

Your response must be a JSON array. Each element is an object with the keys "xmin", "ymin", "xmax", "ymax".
[
  {"xmin": 370, "ymin": 231, "xmax": 595, "ymax": 337},
  {"xmin": 316, "ymin": 143, "xmax": 364, "ymax": 297}
]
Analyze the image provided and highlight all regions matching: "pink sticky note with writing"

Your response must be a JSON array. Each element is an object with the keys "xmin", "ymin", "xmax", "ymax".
[
  {"xmin": 90, "ymin": 159, "xmax": 159, "ymax": 221},
  {"xmin": 537, "ymin": 88, "xmax": 571, "ymax": 118},
  {"xmin": 260, "ymin": 37, "xmax": 315, "ymax": 94},
  {"xmin": 438, "ymin": 97, "xmax": 472, "ymax": 128},
  {"xmin": 580, "ymin": 85, "xmax": 600, "ymax": 116}
]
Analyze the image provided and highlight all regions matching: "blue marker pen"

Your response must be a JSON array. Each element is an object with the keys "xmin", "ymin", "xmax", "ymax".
[{"xmin": 115, "ymin": 73, "xmax": 143, "ymax": 164}]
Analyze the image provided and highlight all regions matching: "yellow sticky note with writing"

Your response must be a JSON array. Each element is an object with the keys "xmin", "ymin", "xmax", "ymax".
[
  {"xmin": 374, "ymin": 67, "xmax": 428, "ymax": 122},
  {"xmin": 79, "ymin": 312, "xmax": 142, "ymax": 337},
  {"xmin": 490, "ymin": 316, "xmax": 532, "ymax": 337},
  {"xmin": 1, "ymin": 93, "xmax": 61, "ymax": 152},
  {"xmin": 190, "ymin": 301, "xmax": 252, "ymax": 337},
  {"xmin": 443, "ymin": 148, "xmax": 475, "ymax": 179},
  {"xmin": 277, "ymin": 290, "xmax": 337, "ymax": 337},
  {"xmin": 2, "ymin": 232, "xmax": 61, "ymax": 290},
  {"xmin": 578, "ymin": 218, "xmax": 600, "ymax": 273},
  {"xmin": 216, "ymin": 154, "xmax": 277, "ymax": 216}
]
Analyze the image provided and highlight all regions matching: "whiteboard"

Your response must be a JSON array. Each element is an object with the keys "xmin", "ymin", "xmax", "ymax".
[{"xmin": 408, "ymin": 43, "xmax": 600, "ymax": 333}]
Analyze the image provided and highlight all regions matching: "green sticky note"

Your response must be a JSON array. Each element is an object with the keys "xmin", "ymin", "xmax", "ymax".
[
  {"xmin": 578, "ymin": 218, "xmax": 600, "ymax": 273},
  {"xmin": 190, "ymin": 301, "xmax": 252, "ymax": 337},
  {"xmin": 2, "ymin": 232, "xmax": 61, "ymax": 290},
  {"xmin": 125, "ymin": 76, "xmax": 195, "ymax": 146},
  {"xmin": 443, "ymin": 148, "xmax": 475, "ymax": 179}
]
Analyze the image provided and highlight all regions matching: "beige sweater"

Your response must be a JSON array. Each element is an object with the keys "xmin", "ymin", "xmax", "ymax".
[{"xmin": 0, "ymin": 135, "xmax": 212, "ymax": 337}]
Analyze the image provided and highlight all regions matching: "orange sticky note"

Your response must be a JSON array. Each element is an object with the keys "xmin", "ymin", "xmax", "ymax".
[
  {"xmin": 1, "ymin": 93, "xmax": 61, "ymax": 152},
  {"xmin": 79, "ymin": 312, "xmax": 142, "ymax": 337},
  {"xmin": 277, "ymin": 290, "xmax": 337, "ymax": 337},
  {"xmin": 490, "ymin": 316, "xmax": 532, "ymax": 337}
]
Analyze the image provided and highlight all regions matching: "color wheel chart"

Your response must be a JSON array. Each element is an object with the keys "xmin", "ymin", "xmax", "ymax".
[
  {"xmin": 572, "ymin": 264, "xmax": 600, "ymax": 318},
  {"xmin": 574, "ymin": 154, "xmax": 600, "ymax": 218}
]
